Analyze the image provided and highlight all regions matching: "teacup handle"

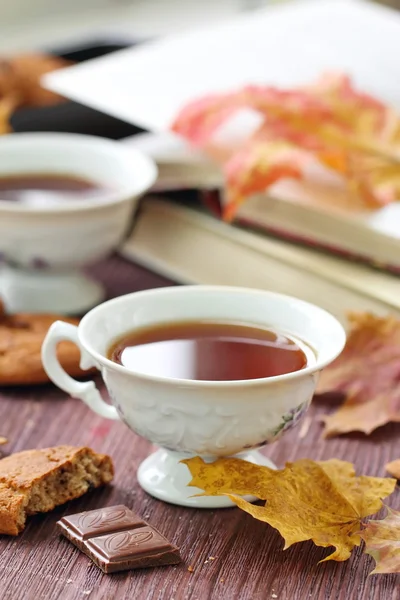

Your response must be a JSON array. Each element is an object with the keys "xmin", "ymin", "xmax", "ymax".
[{"xmin": 41, "ymin": 321, "xmax": 119, "ymax": 420}]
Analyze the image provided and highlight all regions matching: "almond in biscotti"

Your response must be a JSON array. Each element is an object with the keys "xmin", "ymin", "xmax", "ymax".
[{"xmin": 0, "ymin": 446, "xmax": 114, "ymax": 535}]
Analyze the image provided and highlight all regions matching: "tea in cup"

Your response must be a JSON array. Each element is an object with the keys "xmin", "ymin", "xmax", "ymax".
[{"xmin": 42, "ymin": 286, "xmax": 345, "ymax": 508}]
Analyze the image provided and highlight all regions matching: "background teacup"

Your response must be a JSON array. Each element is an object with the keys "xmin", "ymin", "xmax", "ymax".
[
  {"xmin": 0, "ymin": 132, "xmax": 157, "ymax": 314},
  {"xmin": 41, "ymin": 285, "xmax": 346, "ymax": 508}
]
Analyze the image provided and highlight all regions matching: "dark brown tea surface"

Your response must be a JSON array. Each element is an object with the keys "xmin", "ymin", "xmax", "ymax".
[
  {"xmin": 0, "ymin": 173, "xmax": 109, "ymax": 206},
  {"xmin": 108, "ymin": 321, "xmax": 309, "ymax": 381}
]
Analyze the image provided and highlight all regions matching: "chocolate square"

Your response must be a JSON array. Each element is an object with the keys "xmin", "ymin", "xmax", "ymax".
[
  {"xmin": 57, "ymin": 505, "xmax": 181, "ymax": 574},
  {"xmin": 86, "ymin": 526, "xmax": 171, "ymax": 561},
  {"xmin": 60, "ymin": 505, "xmax": 144, "ymax": 540}
]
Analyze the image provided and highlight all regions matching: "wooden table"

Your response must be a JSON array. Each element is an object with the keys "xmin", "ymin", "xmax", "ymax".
[{"xmin": 0, "ymin": 256, "xmax": 399, "ymax": 600}]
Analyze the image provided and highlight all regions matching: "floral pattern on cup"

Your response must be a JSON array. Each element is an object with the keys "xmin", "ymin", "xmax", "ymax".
[{"xmin": 272, "ymin": 401, "xmax": 309, "ymax": 438}]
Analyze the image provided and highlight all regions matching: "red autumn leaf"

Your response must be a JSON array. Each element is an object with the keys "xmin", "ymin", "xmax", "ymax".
[
  {"xmin": 316, "ymin": 313, "xmax": 400, "ymax": 437},
  {"xmin": 359, "ymin": 506, "xmax": 400, "ymax": 574},
  {"xmin": 171, "ymin": 82, "xmax": 343, "ymax": 148},
  {"xmin": 223, "ymin": 141, "xmax": 306, "ymax": 220},
  {"xmin": 172, "ymin": 73, "xmax": 400, "ymax": 218},
  {"xmin": 171, "ymin": 92, "xmax": 243, "ymax": 145},
  {"xmin": 307, "ymin": 73, "xmax": 388, "ymax": 134}
]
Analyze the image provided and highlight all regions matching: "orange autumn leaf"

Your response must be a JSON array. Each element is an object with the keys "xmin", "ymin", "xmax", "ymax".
[
  {"xmin": 172, "ymin": 73, "xmax": 400, "ymax": 218},
  {"xmin": 359, "ymin": 506, "xmax": 400, "ymax": 574},
  {"xmin": 327, "ymin": 152, "xmax": 400, "ymax": 208},
  {"xmin": 223, "ymin": 141, "xmax": 305, "ymax": 219},
  {"xmin": 316, "ymin": 313, "xmax": 400, "ymax": 437},
  {"xmin": 386, "ymin": 460, "xmax": 400, "ymax": 480},
  {"xmin": 182, "ymin": 456, "xmax": 396, "ymax": 563},
  {"xmin": 171, "ymin": 91, "xmax": 244, "ymax": 146},
  {"xmin": 172, "ymin": 84, "xmax": 338, "ymax": 147}
]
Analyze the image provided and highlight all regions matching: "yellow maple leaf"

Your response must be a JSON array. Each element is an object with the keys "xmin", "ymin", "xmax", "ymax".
[
  {"xmin": 182, "ymin": 457, "xmax": 396, "ymax": 563},
  {"xmin": 318, "ymin": 459, "xmax": 397, "ymax": 518},
  {"xmin": 359, "ymin": 506, "xmax": 400, "ymax": 574}
]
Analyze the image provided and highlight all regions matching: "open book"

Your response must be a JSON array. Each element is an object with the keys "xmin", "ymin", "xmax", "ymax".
[
  {"xmin": 45, "ymin": 0, "xmax": 400, "ymax": 269},
  {"xmin": 123, "ymin": 133, "xmax": 400, "ymax": 271}
]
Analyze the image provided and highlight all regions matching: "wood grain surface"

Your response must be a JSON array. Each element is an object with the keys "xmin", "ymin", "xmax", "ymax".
[{"xmin": 0, "ymin": 256, "xmax": 399, "ymax": 600}]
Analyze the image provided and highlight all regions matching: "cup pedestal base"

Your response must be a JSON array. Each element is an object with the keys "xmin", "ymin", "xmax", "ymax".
[
  {"xmin": 137, "ymin": 448, "xmax": 276, "ymax": 508},
  {"xmin": 0, "ymin": 265, "xmax": 104, "ymax": 315}
]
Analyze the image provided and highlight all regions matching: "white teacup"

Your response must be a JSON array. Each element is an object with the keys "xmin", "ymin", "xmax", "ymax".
[
  {"xmin": 42, "ymin": 286, "xmax": 345, "ymax": 508},
  {"xmin": 0, "ymin": 133, "xmax": 156, "ymax": 314}
]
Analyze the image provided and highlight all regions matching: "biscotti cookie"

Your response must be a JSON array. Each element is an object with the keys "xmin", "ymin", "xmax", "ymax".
[
  {"xmin": 0, "ymin": 303, "xmax": 95, "ymax": 385},
  {"xmin": 0, "ymin": 446, "xmax": 114, "ymax": 535}
]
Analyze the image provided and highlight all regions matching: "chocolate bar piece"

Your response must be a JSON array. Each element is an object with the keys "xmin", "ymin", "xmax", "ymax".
[{"xmin": 57, "ymin": 505, "xmax": 181, "ymax": 574}]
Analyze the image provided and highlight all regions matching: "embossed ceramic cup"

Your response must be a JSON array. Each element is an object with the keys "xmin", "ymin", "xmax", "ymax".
[
  {"xmin": 0, "ymin": 132, "xmax": 156, "ymax": 314},
  {"xmin": 42, "ymin": 286, "xmax": 345, "ymax": 508}
]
